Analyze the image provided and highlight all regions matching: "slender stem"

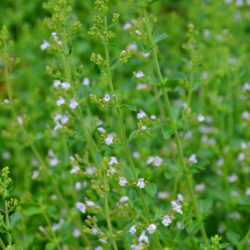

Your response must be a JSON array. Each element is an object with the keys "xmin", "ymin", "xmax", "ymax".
[
  {"xmin": 103, "ymin": 15, "xmax": 162, "ymax": 249},
  {"xmin": 0, "ymin": 238, "xmax": 6, "ymax": 249},
  {"xmin": 41, "ymin": 211, "xmax": 61, "ymax": 250},
  {"xmin": 142, "ymin": 4, "xmax": 209, "ymax": 244},
  {"xmin": 4, "ymin": 201, "xmax": 12, "ymax": 246},
  {"xmin": 104, "ymin": 189, "xmax": 118, "ymax": 250}
]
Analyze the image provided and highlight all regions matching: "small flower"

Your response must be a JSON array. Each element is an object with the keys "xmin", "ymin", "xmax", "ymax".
[
  {"xmin": 137, "ymin": 178, "xmax": 145, "ymax": 189},
  {"xmin": 245, "ymin": 187, "xmax": 250, "ymax": 196},
  {"xmin": 105, "ymin": 134, "xmax": 113, "ymax": 145},
  {"xmin": 76, "ymin": 202, "xmax": 86, "ymax": 214},
  {"xmin": 171, "ymin": 200, "xmax": 183, "ymax": 214},
  {"xmin": 53, "ymin": 79, "xmax": 61, "ymax": 88},
  {"xmin": 17, "ymin": 116, "xmax": 23, "ymax": 125},
  {"xmin": 137, "ymin": 110, "xmax": 146, "ymax": 119},
  {"xmin": 135, "ymin": 71, "xmax": 144, "ymax": 79},
  {"xmin": 70, "ymin": 165, "xmax": 80, "ymax": 174},
  {"xmin": 146, "ymin": 156, "xmax": 163, "ymax": 167},
  {"xmin": 103, "ymin": 93, "xmax": 111, "ymax": 102},
  {"xmin": 228, "ymin": 174, "xmax": 238, "ymax": 183},
  {"xmin": 85, "ymin": 167, "xmax": 97, "ymax": 175},
  {"xmin": 75, "ymin": 182, "xmax": 82, "ymax": 190},
  {"xmin": 56, "ymin": 96, "xmax": 65, "ymax": 106},
  {"xmin": 61, "ymin": 82, "xmax": 71, "ymax": 90},
  {"xmin": 69, "ymin": 98, "xmax": 78, "ymax": 109},
  {"xmin": 82, "ymin": 77, "xmax": 90, "ymax": 86},
  {"xmin": 140, "ymin": 125, "xmax": 147, "ymax": 131},
  {"xmin": 129, "ymin": 225, "xmax": 136, "ymax": 235},
  {"xmin": 119, "ymin": 177, "xmax": 127, "ymax": 186},
  {"xmin": 73, "ymin": 228, "xmax": 81, "ymax": 238},
  {"xmin": 109, "ymin": 156, "xmax": 118, "ymax": 165},
  {"xmin": 138, "ymin": 231, "xmax": 148, "ymax": 243},
  {"xmin": 197, "ymin": 114, "xmax": 205, "ymax": 122},
  {"xmin": 119, "ymin": 196, "xmax": 129, "ymax": 203},
  {"xmin": 61, "ymin": 114, "xmax": 69, "ymax": 124},
  {"xmin": 177, "ymin": 193, "xmax": 184, "ymax": 202},
  {"xmin": 97, "ymin": 127, "xmax": 106, "ymax": 134},
  {"xmin": 162, "ymin": 215, "xmax": 172, "ymax": 227},
  {"xmin": 195, "ymin": 183, "xmax": 206, "ymax": 192},
  {"xmin": 147, "ymin": 224, "xmax": 157, "ymax": 234},
  {"xmin": 188, "ymin": 154, "xmax": 197, "ymax": 164},
  {"xmin": 123, "ymin": 22, "xmax": 132, "ymax": 30},
  {"xmin": 40, "ymin": 40, "xmax": 50, "ymax": 50},
  {"xmin": 31, "ymin": 170, "xmax": 39, "ymax": 180}
]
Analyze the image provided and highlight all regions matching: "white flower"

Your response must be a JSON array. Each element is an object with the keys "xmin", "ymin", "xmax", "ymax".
[
  {"xmin": 150, "ymin": 115, "xmax": 156, "ymax": 120},
  {"xmin": 129, "ymin": 225, "xmax": 136, "ymax": 235},
  {"xmin": 195, "ymin": 183, "xmax": 205, "ymax": 192},
  {"xmin": 119, "ymin": 196, "xmax": 129, "ymax": 203},
  {"xmin": 119, "ymin": 177, "xmax": 127, "ymax": 186},
  {"xmin": 61, "ymin": 114, "xmax": 69, "ymax": 124},
  {"xmin": 137, "ymin": 110, "xmax": 146, "ymax": 119},
  {"xmin": 177, "ymin": 193, "xmax": 184, "ymax": 202},
  {"xmin": 73, "ymin": 228, "xmax": 81, "ymax": 238},
  {"xmin": 109, "ymin": 156, "xmax": 118, "ymax": 165},
  {"xmin": 147, "ymin": 224, "xmax": 157, "ymax": 234},
  {"xmin": 95, "ymin": 247, "xmax": 103, "ymax": 250},
  {"xmin": 53, "ymin": 79, "xmax": 61, "ymax": 88},
  {"xmin": 137, "ymin": 83, "xmax": 148, "ymax": 90},
  {"xmin": 75, "ymin": 182, "xmax": 82, "ymax": 190},
  {"xmin": 228, "ymin": 174, "xmax": 238, "ymax": 183},
  {"xmin": 86, "ymin": 200, "xmax": 96, "ymax": 207},
  {"xmin": 40, "ymin": 40, "xmax": 50, "ymax": 50},
  {"xmin": 69, "ymin": 98, "xmax": 78, "ymax": 109},
  {"xmin": 138, "ymin": 231, "xmax": 148, "ymax": 243},
  {"xmin": 133, "ymin": 151, "xmax": 140, "ymax": 158},
  {"xmin": 31, "ymin": 170, "xmax": 39, "ymax": 180},
  {"xmin": 2, "ymin": 151, "xmax": 10, "ymax": 160},
  {"xmin": 61, "ymin": 82, "xmax": 71, "ymax": 90},
  {"xmin": 92, "ymin": 227, "xmax": 98, "ymax": 235},
  {"xmin": 135, "ymin": 71, "xmax": 144, "ymax": 79},
  {"xmin": 70, "ymin": 165, "xmax": 80, "ymax": 174},
  {"xmin": 103, "ymin": 93, "xmax": 111, "ymax": 102},
  {"xmin": 51, "ymin": 32, "xmax": 58, "ymax": 40},
  {"xmin": 105, "ymin": 134, "xmax": 113, "ymax": 145},
  {"xmin": 137, "ymin": 178, "xmax": 145, "ymax": 189},
  {"xmin": 157, "ymin": 192, "xmax": 170, "ymax": 199},
  {"xmin": 140, "ymin": 125, "xmax": 147, "ymax": 131},
  {"xmin": 17, "ymin": 116, "xmax": 23, "ymax": 125},
  {"xmin": 82, "ymin": 77, "xmax": 90, "ymax": 86},
  {"xmin": 135, "ymin": 30, "xmax": 142, "ymax": 36},
  {"xmin": 85, "ymin": 167, "xmax": 97, "ymax": 175},
  {"xmin": 171, "ymin": 200, "xmax": 183, "ymax": 214},
  {"xmin": 162, "ymin": 215, "xmax": 172, "ymax": 227},
  {"xmin": 146, "ymin": 156, "xmax": 163, "ymax": 167},
  {"xmin": 188, "ymin": 154, "xmax": 197, "ymax": 164},
  {"xmin": 56, "ymin": 96, "xmax": 65, "ymax": 106},
  {"xmin": 238, "ymin": 153, "xmax": 245, "ymax": 161},
  {"xmin": 3, "ymin": 99, "xmax": 10, "ymax": 104},
  {"xmin": 242, "ymin": 82, "xmax": 250, "ymax": 91},
  {"xmin": 97, "ymin": 127, "xmax": 106, "ymax": 134},
  {"xmin": 127, "ymin": 43, "xmax": 137, "ymax": 51},
  {"xmin": 123, "ymin": 22, "xmax": 132, "ymax": 30},
  {"xmin": 197, "ymin": 114, "xmax": 205, "ymax": 122},
  {"xmin": 245, "ymin": 187, "xmax": 250, "ymax": 196},
  {"xmin": 76, "ymin": 202, "xmax": 86, "ymax": 214},
  {"xmin": 49, "ymin": 157, "xmax": 58, "ymax": 167},
  {"xmin": 51, "ymin": 218, "xmax": 64, "ymax": 231}
]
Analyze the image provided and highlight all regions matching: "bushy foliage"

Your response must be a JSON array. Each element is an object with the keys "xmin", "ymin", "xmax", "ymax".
[{"xmin": 0, "ymin": 0, "xmax": 250, "ymax": 249}]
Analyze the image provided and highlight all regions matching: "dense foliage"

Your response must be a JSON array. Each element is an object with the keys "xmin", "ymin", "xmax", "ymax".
[{"xmin": 0, "ymin": 0, "xmax": 250, "ymax": 249}]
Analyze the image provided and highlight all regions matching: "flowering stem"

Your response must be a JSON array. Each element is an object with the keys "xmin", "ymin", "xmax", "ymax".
[
  {"xmin": 4, "ymin": 201, "xmax": 12, "ymax": 247},
  {"xmin": 142, "ymin": 5, "xmax": 209, "ymax": 245},
  {"xmin": 103, "ymin": 15, "xmax": 162, "ymax": 249}
]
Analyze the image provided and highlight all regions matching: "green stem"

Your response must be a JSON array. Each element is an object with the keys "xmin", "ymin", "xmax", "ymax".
[
  {"xmin": 103, "ymin": 15, "xmax": 162, "ymax": 249},
  {"xmin": 142, "ymin": 4, "xmax": 209, "ymax": 245},
  {"xmin": 0, "ymin": 238, "xmax": 6, "ymax": 249},
  {"xmin": 104, "ymin": 190, "xmax": 118, "ymax": 250},
  {"xmin": 4, "ymin": 201, "xmax": 12, "ymax": 247}
]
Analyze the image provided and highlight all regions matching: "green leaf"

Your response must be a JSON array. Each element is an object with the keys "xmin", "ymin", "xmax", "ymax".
[
  {"xmin": 22, "ymin": 206, "xmax": 41, "ymax": 216},
  {"xmin": 153, "ymin": 31, "xmax": 168, "ymax": 44},
  {"xmin": 122, "ymin": 104, "xmax": 137, "ymax": 112},
  {"xmin": 145, "ymin": 183, "xmax": 157, "ymax": 197},
  {"xmin": 226, "ymin": 231, "xmax": 241, "ymax": 246},
  {"xmin": 10, "ymin": 212, "xmax": 21, "ymax": 227},
  {"xmin": 45, "ymin": 242, "xmax": 58, "ymax": 250},
  {"xmin": 198, "ymin": 199, "xmax": 213, "ymax": 217},
  {"xmin": 129, "ymin": 130, "xmax": 139, "ymax": 142}
]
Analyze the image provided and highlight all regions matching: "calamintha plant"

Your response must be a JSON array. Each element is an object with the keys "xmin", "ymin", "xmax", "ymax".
[{"xmin": 0, "ymin": 0, "xmax": 250, "ymax": 249}]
